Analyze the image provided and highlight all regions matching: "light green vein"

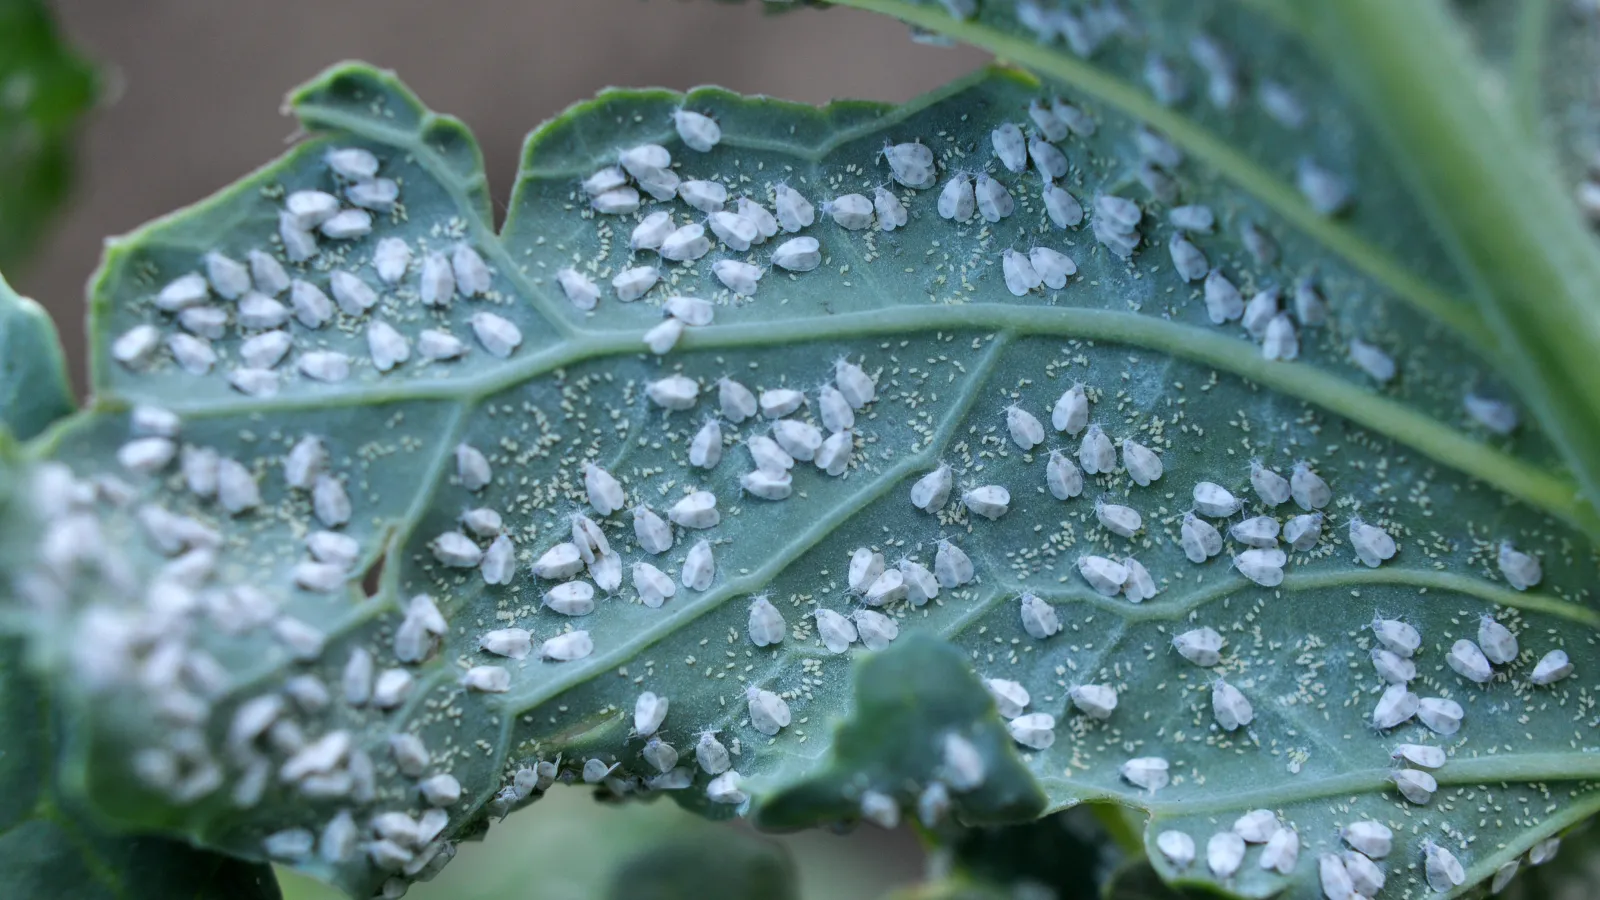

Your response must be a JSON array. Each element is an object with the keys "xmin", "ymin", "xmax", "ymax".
[{"xmin": 828, "ymin": 0, "xmax": 1499, "ymax": 359}]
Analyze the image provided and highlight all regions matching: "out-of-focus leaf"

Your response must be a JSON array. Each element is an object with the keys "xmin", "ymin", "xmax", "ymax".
[{"xmin": 0, "ymin": 269, "xmax": 72, "ymax": 438}]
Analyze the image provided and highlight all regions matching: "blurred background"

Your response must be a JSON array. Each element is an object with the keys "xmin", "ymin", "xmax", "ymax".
[
  {"xmin": 16, "ymin": 1, "xmax": 987, "ymax": 896},
  {"xmin": 17, "ymin": 0, "xmax": 983, "ymax": 395}
]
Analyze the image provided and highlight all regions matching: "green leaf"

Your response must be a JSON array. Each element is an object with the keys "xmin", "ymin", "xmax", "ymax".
[
  {"xmin": 10, "ymin": 55, "xmax": 1600, "ymax": 900},
  {"xmin": 0, "ymin": 269, "xmax": 73, "ymax": 440},
  {"xmin": 0, "ymin": 0, "xmax": 97, "ymax": 270}
]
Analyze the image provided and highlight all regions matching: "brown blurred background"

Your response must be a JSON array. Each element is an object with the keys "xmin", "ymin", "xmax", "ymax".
[
  {"xmin": 19, "ymin": 2, "xmax": 985, "ymax": 895},
  {"xmin": 18, "ymin": 0, "xmax": 984, "ymax": 394}
]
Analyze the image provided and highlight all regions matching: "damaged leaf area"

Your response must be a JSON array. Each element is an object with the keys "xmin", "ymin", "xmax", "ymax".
[{"xmin": 6, "ymin": 39, "xmax": 1599, "ymax": 900}]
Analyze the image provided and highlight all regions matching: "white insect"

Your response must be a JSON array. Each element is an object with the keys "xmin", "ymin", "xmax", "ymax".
[
  {"xmin": 168, "ymin": 333, "xmax": 217, "ymax": 374},
  {"xmin": 633, "ymin": 561, "xmax": 676, "ymax": 608},
  {"xmin": 1028, "ymin": 99, "xmax": 1069, "ymax": 142},
  {"xmin": 1168, "ymin": 204, "xmax": 1214, "ymax": 233},
  {"xmin": 854, "ymin": 609, "xmax": 899, "ymax": 651},
  {"xmin": 1371, "ymin": 684, "xmax": 1419, "ymax": 729},
  {"xmin": 1260, "ymin": 827, "xmax": 1299, "ymax": 875},
  {"xmin": 1077, "ymin": 555, "xmax": 1128, "ymax": 596},
  {"xmin": 1028, "ymin": 246, "xmax": 1075, "ymax": 289},
  {"xmin": 1531, "ymin": 649, "xmax": 1573, "ymax": 685},
  {"xmin": 1241, "ymin": 287, "xmax": 1279, "ymax": 339},
  {"xmin": 848, "ymin": 547, "xmax": 886, "ymax": 594},
  {"xmin": 736, "ymin": 196, "xmax": 778, "ymax": 241},
  {"xmin": 696, "ymin": 732, "xmax": 731, "ymax": 775},
  {"xmin": 1046, "ymin": 450, "xmax": 1084, "ymax": 500},
  {"xmin": 1002, "ymin": 248, "xmax": 1042, "ymax": 296},
  {"xmin": 678, "ymin": 179, "xmax": 728, "ymax": 214},
  {"xmin": 1319, "ymin": 854, "xmax": 1354, "ymax": 900},
  {"xmin": 1292, "ymin": 278, "xmax": 1326, "ymax": 325},
  {"xmin": 1122, "ymin": 556, "xmax": 1157, "ymax": 602},
  {"xmin": 984, "ymin": 677, "xmax": 1030, "ymax": 718},
  {"xmin": 1121, "ymin": 440, "xmax": 1162, "ymax": 486},
  {"xmin": 471, "ymin": 312, "xmax": 522, "ymax": 359},
  {"xmin": 661, "ymin": 223, "xmax": 713, "ymax": 261},
  {"xmin": 1418, "ymin": 697, "xmax": 1464, "ymax": 735},
  {"xmin": 1342, "ymin": 821, "xmax": 1393, "ymax": 859},
  {"xmin": 479, "ymin": 628, "xmax": 532, "ymax": 660},
  {"xmin": 1297, "ymin": 157, "xmax": 1351, "ymax": 215},
  {"xmin": 633, "ymin": 504, "xmax": 676, "ymax": 555},
  {"xmin": 463, "ymin": 666, "xmax": 511, "ymax": 693},
  {"xmin": 974, "ymin": 174, "xmax": 1014, "ymax": 222},
  {"xmin": 451, "ymin": 244, "xmax": 491, "ymax": 297},
  {"xmin": 1069, "ymin": 684, "xmax": 1117, "ymax": 720},
  {"xmin": 681, "ymin": 539, "xmax": 715, "ymax": 591},
  {"xmin": 1234, "ymin": 548, "xmax": 1286, "ymax": 586},
  {"xmin": 1121, "ymin": 757, "xmax": 1169, "ymax": 793},
  {"xmin": 1095, "ymin": 193, "xmax": 1141, "ymax": 233},
  {"xmin": 1478, "ymin": 615, "xmax": 1518, "ymax": 665},
  {"xmin": 1393, "ymin": 743, "xmax": 1446, "ymax": 769},
  {"xmin": 1078, "ymin": 424, "xmax": 1116, "ymax": 474},
  {"xmin": 1233, "ymin": 809, "xmax": 1280, "ymax": 845},
  {"xmin": 646, "ymin": 374, "xmax": 698, "ymax": 411},
  {"xmin": 747, "ymin": 596, "xmax": 785, "ymax": 647},
  {"xmin": 1095, "ymin": 500, "xmax": 1142, "ymax": 538},
  {"xmin": 1497, "ymin": 541, "xmax": 1541, "ymax": 590},
  {"xmin": 613, "ymin": 265, "xmax": 660, "ymax": 304},
  {"xmin": 1349, "ymin": 338, "xmax": 1397, "ymax": 383},
  {"xmin": 1423, "ymin": 840, "xmax": 1466, "ymax": 891},
  {"xmin": 1006, "ymin": 712, "xmax": 1056, "ymax": 750},
  {"xmin": 1348, "ymin": 517, "xmax": 1396, "ymax": 567},
  {"xmin": 814, "ymin": 609, "xmax": 858, "ymax": 654},
  {"xmin": 1203, "ymin": 831, "xmax": 1244, "ymax": 879},
  {"xmin": 706, "ymin": 771, "xmax": 746, "ymax": 805},
  {"xmin": 1019, "ymin": 594, "xmax": 1061, "ymax": 639},
  {"xmin": 543, "ymin": 581, "xmax": 595, "ymax": 616},
  {"xmin": 417, "ymin": 329, "xmax": 465, "ymax": 361},
  {"xmin": 634, "ymin": 691, "xmax": 669, "ymax": 737},
  {"xmin": 881, "ymin": 141, "xmax": 936, "ymax": 188},
  {"xmin": 1168, "ymin": 233, "xmax": 1208, "ymax": 282},
  {"xmin": 1042, "ymin": 183, "xmax": 1083, "ymax": 229},
  {"xmin": 1157, "ymin": 831, "xmax": 1194, "ymax": 870},
  {"xmin": 748, "ymin": 435, "xmax": 794, "ymax": 474},
  {"xmin": 771, "ymin": 237, "xmax": 821, "ymax": 272},
  {"xmin": 689, "ymin": 420, "xmax": 722, "ymax": 470},
  {"xmin": 712, "ymin": 259, "xmax": 764, "ymax": 296},
  {"xmin": 937, "ymin": 173, "xmax": 975, "ymax": 221},
  {"xmin": 991, "ymin": 123, "xmax": 1028, "ymax": 172},
  {"xmin": 772, "ymin": 184, "xmax": 815, "ymax": 232},
  {"xmin": 864, "ymin": 569, "xmax": 907, "ymax": 606},
  {"xmin": 1229, "ymin": 515, "xmax": 1280, "ymax": 548},
  {"xmin": 673, "ymin": 109, "xmax": 720, "ymax": 151},
  {"xmin": 874, "ymin": 187, "xmax": 907, "ymax": 231},
  {"xmin": 1211, "ymin": 679, "xmax": 1254, "ymax": 731},
  {"xmin": 366, "ymin": 321, "xmax": 410, "ymax": 372},
  {"xmin": 583, "ymin": 463, "xmax": 625, "ymax": 516},
  {"xmin": 824, "ymin": 193, "xmax": 874, "ymax": 230},
  {"xmin": 1249, "ymin": 461, "xmax": 1290, "ymax": 507},
  {"xmin": 1028, "ymin": 136, "xmax": 1068, "ymax": 179},
  {"xmin": 900, "ymin": 559, "xmax": 939, "ymax": 606},
  {"xmin": 934, "ymin": 540, "xmax": 974, "ymax": 588},
  {"xmin": 1371, "ymin": 648, "xmax": 1416, "ymax": 684},
  {"xmin": 643, "ymin": 318, "xmax": 683, "ymax": 356},
  {"xmin": 541, "ymin": 631, "xmax": 593, "ymax": 662},
  {"xmin": 941, "ymin": 732, "xmax": 985, "ymax": 791},
  {"xmin": 1261, "ymin": 314, "xmax": 1299, "ymax": 361},
  {"xmin": 1192, "ymin": 482, "xmax": 1240, "ymax": 517},
  {"xmin": 1446, "ymin": 639, "xmax": 1493, "ymax": 683},
  {"xmin": 817, "ymin": 385, "xmax": 855, "ymax": 434},
  {"xmin": 1465, "ymin": 393, "xmax": 1519, "ymax": 435},
  {"xmin": 835, "ymin": 358, "xmax": 875, "ymax": 407},
  {"xmin": 1174, "ymin": 627, "xmax": 1223, "ymax": 666},
  {"xmin": 1393, "ymin": 768, "xmax": 1438, "ymax": 805},
  {"xmin": 746, "ymin": 687, "xmax": 791, "ymax": 735},
  {"xmin": 1006, "ymin": 405, "xmax": 1046, "ymax": 450},
  {"xmin": 962, "ymin": 485, "xmax": 1010, "ymax": 520},
  {"xmin": 773, "ymin": 419, "xmax": 823, "ymax": 461},
  {"xmin": 1202, "ymin": 269, "xmax": 1244, "ymax": 324}
]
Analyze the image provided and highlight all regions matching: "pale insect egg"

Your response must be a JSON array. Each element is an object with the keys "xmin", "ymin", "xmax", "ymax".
[
  {"xmin": 1497, "ymin": 541, "xmax": 1541, "ymax": 590},
  {"xmin": 962, "ymin": 485, "xmax": 1010, "ymax": 520},
  {"xmin": 709, "ymin": 210, "xmax": 758, "ymax": 251},
  {"xmin": 1241, "ymin": 286, "xmax": 1279, "ymax": 339},
  {"xmin": 1167, "ymin": 233, "xmax": 1208, "ymax": 282},
  {"xmin": 540, "ymin": 631, "xmax": 594, "ymax": 662},
  {"xmin": 1077, "ymin": 555, "xmax": 1128, "ymax": 596},
  {"xmin": 1027, "ymin": 135, "xmax": 1068, "ymax": 179},
  {"xmin": 1260, "ymin": 828, "xmax": 1299, "ymax": 875},
  {"xmin": 1192, "ymin": 481, "xmax": 1240, "ymax": 517},
  {"xmin": 910, "ymin": 463, "xmax": 954, "ymax": 512},
  {"xmin": 632, "ymin": 505, "xmax": 674, "ymax": 555},
  {"xmin": 1042, "ymin": 182, "xmax": 1084, "ymax": 229},
  {"xmin": 1174, "ymin": 627, "xmax": 1223, "ymax": 666},
  {"xmin": 1006, "ymin": 712, "xmax": 1056, "ymax": 750},
  {"xmin": 1046, "ymin": 450, "xmax": 1084, "ymax": 500},
  {"xmin": 740, "ymin": 468, "xmax": 792, "ymax": 501},
  {"xmin": 1212, "ymin": 679, "xmax": 1254, "ymax": 731},
  {"xmin": 1052, "ymin": 383, "xmax": 1089, "ymax": 434},
  {"xmin": 646, "ymin": 374, "xmax": 699, "ymax": 411},
  {"xmin": 614, "ymin": 265, "xmax": 660, "ymax": 303},
  {"xmin": 1019, "ymin": 593, "xmax": 1061, "ymax": 639},
  {"xmin": 289, "ymin": 280, "xmax": 334, "ymax": 328},
  {"xmin": 1202, "ymin": 269, "xmax": 1244, "ymax": 324},
  {"xmin": 1077, "ymin": 424, "xmax": 1115, "ymax": 474},
  {"xmin": 682, "ymin": 539, "xmax": 715, "ymax": 591},
  {"xmin": 1371, "ymin": 648, "xmax": 1416, "ymax": 684},
  {"xmin": 1478, "ymin": 615, "xmax": 1518, "ymax": 665},
  {"xmin": 771, "ymin": 236, "xmax": 821, "ymax": 272},
  {"xmin": 937, "ymin": 172, "xmax": 976, "ymax": 222},
  {"xmin": 1229, "ymin": 515, "xmax": 1279, "ymax": 548},
  {"xmin": 1120, "ymin": 756, "xmax": 1169, "ymax": 793},
  {"xmin": 991, "ymin": 123, "xmax": 1028, "ymax": 172},
  {"xmin": 1417, "ymin": 697, "xmax": 1464, "ymax": 735},
  {"xmin": 934, "ymin": 540, "xmax": 974, "ymax": 588},
  {"xmin": 1156, "ymin": 831, "xmax": 1194, "ymax": 869},
  {"xmin": 1069, "ymin": 684, "xmax": 1116, "ymax": 720},
  {"xmin": 881, "ymin": 141, "xmax": 936, "ymax": 188},
  {"xmin": 772, "ymin": 184, "xmax": 815, "ymax": 232},
  {"xmin": 1446, "ymin": 639, "xmax": 1493, "ymax": 683},
  {"xmin": 1122, "ymin": 556, "xmax": 1157, "ymax": 602},
  {"xmin": 713, "ymin": 259, "xmax": 764, "ymax": 296},
  {"xmin": 1001, "ymin": 248, "xmax": 1042, "ymax": 296},
  {"xmin": 660, "ymin": 224, "xmax": 712, "ymax": 262},
  {"xmin": 1121, "ymin": 440, "xmax": 1162, "ymax": 486},
  {"xmin": 1095, "ymin": 500, "xmax": 1142, "ymax": 538}
]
